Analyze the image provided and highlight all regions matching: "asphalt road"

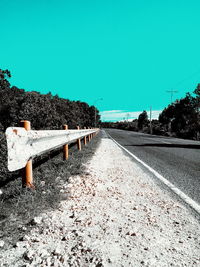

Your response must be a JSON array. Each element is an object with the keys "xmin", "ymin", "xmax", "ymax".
[{"xmin": 104, "ymin": 128, "xmax": 200, "ymax": 206}]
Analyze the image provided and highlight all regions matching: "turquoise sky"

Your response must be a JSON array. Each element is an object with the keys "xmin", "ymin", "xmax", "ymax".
[{"xmin": 1, "ymin": 0, "xmax": 200, "ymax": 121}]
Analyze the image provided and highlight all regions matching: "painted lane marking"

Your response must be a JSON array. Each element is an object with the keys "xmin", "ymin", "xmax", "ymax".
[{"xmin": 107, "ymin": 132, "xmax": 200, "ymax": 215}]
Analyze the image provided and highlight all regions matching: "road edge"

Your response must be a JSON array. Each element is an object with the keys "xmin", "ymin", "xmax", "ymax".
[{"xmin": 105, "ymin": 130, "xmax": 200, "ymax": 216}]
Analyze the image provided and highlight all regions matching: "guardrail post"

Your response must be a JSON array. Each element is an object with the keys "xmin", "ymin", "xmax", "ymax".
[
  {"xmin": 20, "ymin": 120, "xmax": 34, "ymax": 189},
  {"xmin": 84, "ymin": 127, "xmax": 87, "ymax": 145},
  {"xmin": 90, "ymin": 127, "xmax": 93, "ymax": 140},
  {"xmin": 63, "ymin": 125, "xmax": 69, "ymax": 160},
  {"xmin": 88, "ymin": 127, "xmax": 91, "ymax": 142},
  {"xmin": 77, "ymin": 126, "xmax": 81, "ymax": 150}
]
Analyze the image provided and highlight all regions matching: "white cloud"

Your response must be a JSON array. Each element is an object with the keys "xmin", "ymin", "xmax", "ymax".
[
  {"xmin": 100, "ymin": 110, "xmax": 162, "ymax": 122},
  {"xmin": 100, "ymin": 110, "xmax": 124, "ymax": 114}
]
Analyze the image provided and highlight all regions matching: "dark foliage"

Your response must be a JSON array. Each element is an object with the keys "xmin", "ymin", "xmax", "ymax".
[
  {"xmin": 0, "ymin": 68, "xmax": 102, "ymax": 247},
  {"xmin": 159, "ymin": 92, "xmax": 199, "ymax": 139},
  {"xmin": 0, "ymin": 69, "xmax": 100, "ymax": 131},
  {"xmin": 0, "ymin": 68, "xmax": 101, "ymax": 184},
  {"xmin": 102, "ymin": 86, "xmax": 200, "ymax": 140},
  {"xmin": 138, "ymin": 110, "xmax": 148, "ymax": 130}
]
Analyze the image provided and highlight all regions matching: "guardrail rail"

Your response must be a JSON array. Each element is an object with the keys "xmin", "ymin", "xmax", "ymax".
[{"xmin": 6, "ymin": 120, "xmax": 99, "ymax": 188}]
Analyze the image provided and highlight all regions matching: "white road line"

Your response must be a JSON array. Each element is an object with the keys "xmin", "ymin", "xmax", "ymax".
[{"xmin": 107, "ymin": 132, "xmax": 200, "ymax": 215}]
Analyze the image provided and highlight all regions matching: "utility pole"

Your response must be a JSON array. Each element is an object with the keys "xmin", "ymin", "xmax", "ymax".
[
  {"xmin": 166, "ymin": 90, "xmax": 178, "ymax": 103},
  {"xmin": 149, "ymin": 106, "xmax": 153, "ymax": 135},
  {"xmin": 126, "ymin": 113, "xmax": 130, "ymax": 121}
]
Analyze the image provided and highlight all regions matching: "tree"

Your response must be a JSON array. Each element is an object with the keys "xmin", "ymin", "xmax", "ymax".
[
  {"xmin": 194, "ymin": 83, "xmax": 200, "ymax": 98},
  {"xmin": 0, "ymin": 69, "xmax": 100, "ymax": 130},
  {"xmin": 159, "ymin": 92, "xmax": 199, "ymax": 138},
  {"xmin": 138, "ymin": 110, "xmax": 148, "ymax": 130},
  {"xmin": 0, "ymin": 69, "xmax": 11, "ymax": 91}
]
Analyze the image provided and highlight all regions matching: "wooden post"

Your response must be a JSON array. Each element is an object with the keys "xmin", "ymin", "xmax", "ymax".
[
  {"xmin": 63, "ymin": 125, "xmax": 69, "ymax": 160},
  {"xmin": 84, "ymin": 127, "xmax": 87, "ymax": 145},
  {"xmin": 88, "ymin": 127, "xmax": 91, "ymax": 142},
  {"xmin": 77, "ymin": 126, "xmax": 81, "ymax": 150},
  {"xmin": 20, "ymin": 120, "xmax": 34, "ymax": 189},
  {"xmin": 90, "ymin": 128, "xmax": 93, "ymax": 140}
]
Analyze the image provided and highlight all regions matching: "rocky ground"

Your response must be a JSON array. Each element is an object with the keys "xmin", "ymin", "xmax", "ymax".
[{"xmin": 0, "ymin": 130, "xmax": 200, "ymax": 266}]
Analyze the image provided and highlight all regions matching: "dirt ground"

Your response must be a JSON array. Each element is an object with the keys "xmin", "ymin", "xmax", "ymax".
[{"xmin": 0, "ymin": 130, "xmax": 199, "ymax": 266}]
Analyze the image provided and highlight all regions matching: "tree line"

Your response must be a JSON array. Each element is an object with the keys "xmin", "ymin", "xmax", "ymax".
[
  {"xmin": 101, "ymin": 85, "xmax": 200, "ymax": 140},
  {"xmin": 0, "ymin": 69, "xmax": 100, "ymax": 131}
]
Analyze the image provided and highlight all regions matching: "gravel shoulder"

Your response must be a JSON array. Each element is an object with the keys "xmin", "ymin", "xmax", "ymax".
[{"xmin": 0, "ymin": 130, "xmax": 200, "ymax": 266}]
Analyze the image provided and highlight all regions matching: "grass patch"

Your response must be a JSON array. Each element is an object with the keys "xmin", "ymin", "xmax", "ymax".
[{"xmin": 0, "ymin": 132, "xmax": 101, "ymax": 247}]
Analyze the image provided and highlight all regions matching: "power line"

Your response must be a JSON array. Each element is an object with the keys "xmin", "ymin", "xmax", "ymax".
[
  {"xmin": 164, "ymin": 67, "xmax": 200, "ymax": 102},
  {"xmin": 173, "ymin": 68, "xmax": 200, "ymax": 88}
]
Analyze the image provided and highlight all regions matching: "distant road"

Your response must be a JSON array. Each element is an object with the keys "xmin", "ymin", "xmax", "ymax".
[{"xmin": 105, "ymin": 128, "xmax": 200, "ymax": 206}]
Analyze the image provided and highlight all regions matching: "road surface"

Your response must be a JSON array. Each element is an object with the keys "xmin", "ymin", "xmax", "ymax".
[{"xmin": 104, "ymin": 128, "xmax": 200, "ymax": 206}]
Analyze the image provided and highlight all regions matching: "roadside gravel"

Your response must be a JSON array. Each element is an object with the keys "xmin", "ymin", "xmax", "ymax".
[{"xmin": 0, "ymin": 130, "xmax": 199, "ymax": 266}]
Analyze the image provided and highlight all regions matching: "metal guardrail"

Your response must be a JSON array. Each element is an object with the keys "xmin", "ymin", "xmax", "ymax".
[{"xmin": 5, "ymin": 120, "xmax": 99, "ymax": 188}]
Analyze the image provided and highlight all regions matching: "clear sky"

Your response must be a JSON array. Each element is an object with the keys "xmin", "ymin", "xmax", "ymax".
[{"xmin": 1, "ymin": 0, "xmax": 200, "ymax": 121}]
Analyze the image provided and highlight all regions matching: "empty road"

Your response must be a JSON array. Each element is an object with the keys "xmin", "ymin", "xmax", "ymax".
[{"xmin": 104, "ymin": 128, "xmax": 200, "ymax": 207}]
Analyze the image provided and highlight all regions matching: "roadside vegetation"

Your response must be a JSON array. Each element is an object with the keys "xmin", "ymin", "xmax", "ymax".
[
  {"xmin": 0, "ymin": 68, "xmax": 101, "ymax": 184},
  {"xmin": 0, "ymin": 69, "xmax": 100, "ymax": 131},
  {"xmin": 0, "ymin": 68, "xmax": 101, "ymax": 246},
  {"xmin": 0, "ymin": 134, "xmax": 101, "ymax": 246},
  {"xmin": 101, "ymin": 86, "xmax": 200, "ymax": 140}
]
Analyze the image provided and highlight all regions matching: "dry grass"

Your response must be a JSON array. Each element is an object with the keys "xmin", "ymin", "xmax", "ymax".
[{"xmin": 0, "ymin": 132, "xmax": 101, "ymax": 247}]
